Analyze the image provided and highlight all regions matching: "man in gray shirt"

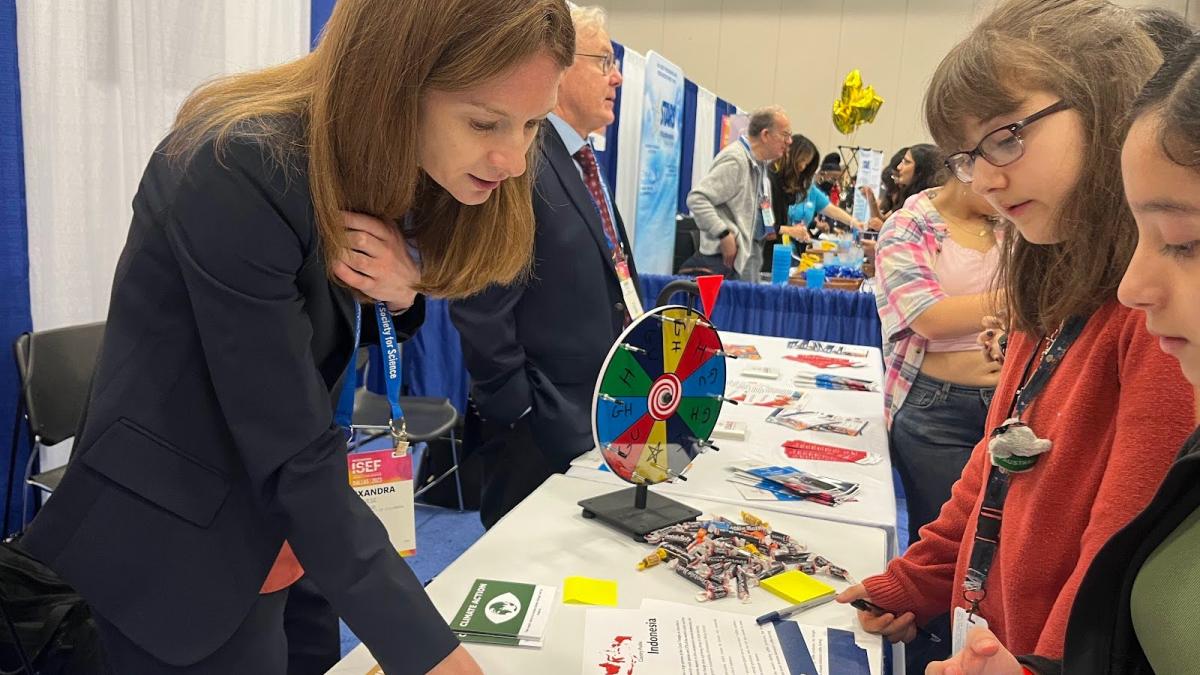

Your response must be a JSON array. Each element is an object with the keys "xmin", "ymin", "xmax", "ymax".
[{"xmin": 686, "ymin": 106, "xmax": 792, "ymax": 281}]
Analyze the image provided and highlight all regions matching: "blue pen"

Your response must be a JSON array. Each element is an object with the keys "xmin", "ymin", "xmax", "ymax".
[{"xmin": 754, "ymin": 594, "xmax": 836, "ymax": 624}]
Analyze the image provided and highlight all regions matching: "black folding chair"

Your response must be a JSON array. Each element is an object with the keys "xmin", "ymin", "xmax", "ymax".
[
  {"xmin": 673, "ymin": 214, "xmax": 700, "ymax": 273},
  {"xmin": 5, "ymin": 322, "xmax": 105, "ymax": 536}
]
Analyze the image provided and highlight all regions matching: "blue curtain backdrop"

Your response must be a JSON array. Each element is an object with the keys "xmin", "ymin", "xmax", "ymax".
[
  {"xmin": 1, "ymin": 0, "xmax": 33, "ymax": 534},
  {"xmin": 310, "ymin": 0, "xmax": 336, "ymax": 46},
  {"xmin": 401, "ymin": 276, "xmax": 882, "ymax": 414},
  {"xmin": 641, "ymin": 275, "xmax": 882, "ymax": 347},
  {"xmin": 677, "ymin": 79, "xmax": 698, "ymax": 215}
]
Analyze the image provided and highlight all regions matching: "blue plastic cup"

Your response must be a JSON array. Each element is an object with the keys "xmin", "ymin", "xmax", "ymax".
[
  {"xmin": 771, "ymin": 243, "xmax": 792, "ymax": 284},
  {"xmin": 805, "ymin": 265, "xmax": 826, "ymax": 290}
]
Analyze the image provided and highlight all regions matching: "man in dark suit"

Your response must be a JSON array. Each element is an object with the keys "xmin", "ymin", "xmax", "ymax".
[{"xmin": 450, "ymin": 5, "xmax": 639, "ymax": 529}]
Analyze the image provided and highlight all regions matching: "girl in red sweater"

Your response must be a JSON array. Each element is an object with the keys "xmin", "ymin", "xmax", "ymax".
[
  {"xmin": 836, "ymin": 0, "xmax": 1196, "ymax": 668},
  {"xmin": 929, "ymin": 27, "xmax": 1200, "ymax": 675}
]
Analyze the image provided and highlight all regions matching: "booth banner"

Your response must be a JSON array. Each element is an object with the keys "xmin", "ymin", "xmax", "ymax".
[
  {"xmin": 692, "ymin": 86, "xmax": 717, "ymax": 188},
  {"xmin": 633, "ymin": 51, "xmax": 685, "ymax": 275},
  {"xmin": 615, "ymin": 48, "xmax": 646, "ymax": 244},
  {"xmin": 852, "ymin": 149, "xmax": 885, "ymax": 224},
  {"xmin": 720, "ymin": 113, "xmax": 749, "ymax": 149}
]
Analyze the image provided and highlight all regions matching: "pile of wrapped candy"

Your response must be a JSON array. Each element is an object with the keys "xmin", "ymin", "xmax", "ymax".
[{"xmin": 635, "ymin": 511, "xmax": 854, "ymax": 603}]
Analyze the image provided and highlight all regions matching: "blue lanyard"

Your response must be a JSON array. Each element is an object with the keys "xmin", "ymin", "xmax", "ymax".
[
  {"xmin": 334, "ymin": 302, "xmax": 406, "ymax": 439},
  {"xmin": 738, "ymin": 137, "xmax": 768, "ymax": 200}
]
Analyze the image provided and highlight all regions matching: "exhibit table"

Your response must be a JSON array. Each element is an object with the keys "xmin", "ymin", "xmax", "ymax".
[{"xmin": 328, "ymin": 474, "xmax": 889, "ymax": 675}]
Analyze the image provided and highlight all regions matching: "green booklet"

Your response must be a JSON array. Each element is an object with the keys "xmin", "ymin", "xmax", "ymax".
[{"xmin": 449, "ymin": 579, "xmax": 556, "ymax": 646}]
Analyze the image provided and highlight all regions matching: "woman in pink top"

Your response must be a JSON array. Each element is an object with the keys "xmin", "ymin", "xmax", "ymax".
[{"xmin": 874, "ymin": 173, "xmax": 1004, "ymax": 548}]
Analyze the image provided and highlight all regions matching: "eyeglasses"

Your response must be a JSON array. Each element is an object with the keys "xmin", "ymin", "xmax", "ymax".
[
  {"xmin": 943, "ymin": 100, "xmax": 1071, "ymax": 183},
  {"xmin": 576, "ymin": 52, "xmax": 620, "ymax": 75}
]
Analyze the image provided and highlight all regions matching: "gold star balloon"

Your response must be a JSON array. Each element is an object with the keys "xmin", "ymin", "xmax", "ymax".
[{"xmin": 832, "ymin": 69, "xmax": 884, "ymax": 135}]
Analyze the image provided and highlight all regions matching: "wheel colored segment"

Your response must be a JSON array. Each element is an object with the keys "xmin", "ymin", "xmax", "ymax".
[
  {"xmin": 600, "ymin": 411, "xmax": 656, "ymax": 482},
  {"xmin": 660, "ymin": 308, "xmax": 695, "ymax": 374},
  {"xmin": 599, "ymin": 347, "xmax": 654, "ymax": 398},
  {"xmin": 664, "ymin": 414, "xmax": 703, "ymax": 461},
  {"xmin": 680, "ymin": 356, "xmax": 726, "ymax": 398},
  {"xmin": 676, "ymin": 397, "xmax": 722, "ymax": 439},
  {"xmin": 673, "ymin": 322, "xmax": 722, "ymax": 383},
  {"xmin": 624, "ymin": 315, "xmax": 668, "ymax": 381},
  {"xmin": 595, "ymin": 396, "xmax": 648, "ymax": 445},
  {"xmin": 631, "ymin": 421, "xmax": 670, "ymax": 484}
]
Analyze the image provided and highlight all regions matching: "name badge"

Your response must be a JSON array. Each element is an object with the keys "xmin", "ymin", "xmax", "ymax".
[
  {"xmin": 348, "ymin": 447, "xmax": 416, "ymax": 556},
  {"xmin": 951, "ymin": 605, "xmax": 989, "ymax": 656},
  {"xmin": 761, "ymin": 201, "xmax": 776, "ymax": 230},
  {"xmin": 615, "ymin": 260, "xmax": 644, "ymax": 320}
]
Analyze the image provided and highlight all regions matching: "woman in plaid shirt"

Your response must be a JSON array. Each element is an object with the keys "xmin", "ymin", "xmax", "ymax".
[{"xmin": 873, "ymin": 170, "xmax": 1004, "ymax": 547}]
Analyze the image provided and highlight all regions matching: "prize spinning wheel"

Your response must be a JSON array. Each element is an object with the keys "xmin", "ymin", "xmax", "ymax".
[{"xmin": 592, "ymin": 305, "xmax": 727, "ymax": 486}]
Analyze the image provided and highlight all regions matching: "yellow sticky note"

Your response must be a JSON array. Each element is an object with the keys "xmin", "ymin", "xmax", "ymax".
[
  {"xmin": 562, "ymin": 576, "xmax": 619, "ymax": 607},
  {"xmin": 759, "ymin": 570, "xmax": 836, "ymax": 605}
]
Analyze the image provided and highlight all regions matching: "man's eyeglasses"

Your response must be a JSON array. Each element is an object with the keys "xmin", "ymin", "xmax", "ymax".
[
  {"xmin": 576, "ymin": 52, "xmax": 620, "ymax": 75},
  {"xmin": 944, "ymin": 100, "xmax": 1071, "ymax": 183}
]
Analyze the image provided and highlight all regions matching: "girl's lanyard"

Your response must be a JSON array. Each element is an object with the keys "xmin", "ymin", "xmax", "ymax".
[
  {"xmin": 961, "ymin": 315, "xmax": 1087, "ymax": 615},
  {"xmin": 334, "ymin": 302, "xmax": 408, "ymax": 451}
]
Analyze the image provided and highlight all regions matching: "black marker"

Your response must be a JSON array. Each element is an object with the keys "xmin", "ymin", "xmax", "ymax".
[{"xmin": 849, "ymin": 599, "xmax": 942, "ymax": 643}]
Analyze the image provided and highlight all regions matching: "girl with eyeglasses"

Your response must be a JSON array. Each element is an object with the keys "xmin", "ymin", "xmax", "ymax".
[
  {"xmin": 930, "ymin": 29, "xmax": 1200, "ymax": 675},
  {"xmin": 837, "ymin": 0, "xmax": 1195, "ymax": 670}
]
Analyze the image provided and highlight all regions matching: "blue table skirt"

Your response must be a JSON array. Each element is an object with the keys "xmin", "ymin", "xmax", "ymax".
[{"xmin": 377, "ymin": 274, "xmax": 882, "ymax": 413}]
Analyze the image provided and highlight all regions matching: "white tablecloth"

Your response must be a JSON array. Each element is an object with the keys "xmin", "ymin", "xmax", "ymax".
[
  {"xmin": 568, "ymin": 332, "xmax": 899, "ymax": 553},
  {"xmin": 328, "ymin": 474, "xmax": 889, "ymax": 675}
]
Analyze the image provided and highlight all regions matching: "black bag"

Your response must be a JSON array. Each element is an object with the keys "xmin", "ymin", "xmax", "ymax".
[{"xmin": 0, "ymin": 540, "xmax": 107, "ymax": 674}]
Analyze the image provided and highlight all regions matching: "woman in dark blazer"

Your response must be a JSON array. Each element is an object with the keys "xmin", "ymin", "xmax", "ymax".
[
  {"xmin": 928, "ymin": 31, "xmax": 1200, "ymax": 675},
  {"xmin": 17, "ymin": 1, "xmax": 575, "ymax": 673}
]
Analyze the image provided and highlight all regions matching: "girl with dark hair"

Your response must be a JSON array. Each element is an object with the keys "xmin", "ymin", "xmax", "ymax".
[
  {"xmin": 838, "ymin": 0, "xmax": 1194, "ymax": 670},
  {"xmin": 893, "ymin": 144, "xmax": 947, "ymax": 209},
  {"xmin": 1136, "ymin": 6, "xmax": 1193, "ymax": 59},
  {"xmin": 864, "ymin": 144, "xmax": 944, "ymax": 229},
  {"xmin": 929, "ymin": 31, "xmax": 1200, "ymax": 675},
  {"xmin": 769, "ymin": 134, "xmax": 860, "ymax": 244}
]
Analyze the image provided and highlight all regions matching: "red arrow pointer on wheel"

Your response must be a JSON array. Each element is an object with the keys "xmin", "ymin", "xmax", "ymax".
[{"xmin": 696, "ymin": 274, "xmax": 724, "ymax": 319}]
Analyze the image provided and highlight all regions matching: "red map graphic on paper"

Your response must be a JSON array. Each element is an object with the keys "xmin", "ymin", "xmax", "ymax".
[{"xmin": 596, "ymin": 635, "xmax": 637, "ymax": 675}]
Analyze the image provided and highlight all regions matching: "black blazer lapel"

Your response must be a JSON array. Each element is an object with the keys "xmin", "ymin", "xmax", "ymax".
[{"xmin": 540, "ymin": 122, "xmax": 621, "ymax": 280}]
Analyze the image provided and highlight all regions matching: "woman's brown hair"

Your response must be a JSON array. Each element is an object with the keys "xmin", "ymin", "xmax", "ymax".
[
  {"xmin": 167, "ymin": 0, "xmax": 575, "ymax": 299},
  {"xmin": 924, "ymin": 0, "xmax": 1160, "ymax": 334},
  {"xmin": 773, "ymin": 134, "xmax": 820, "ymax": 197}
]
